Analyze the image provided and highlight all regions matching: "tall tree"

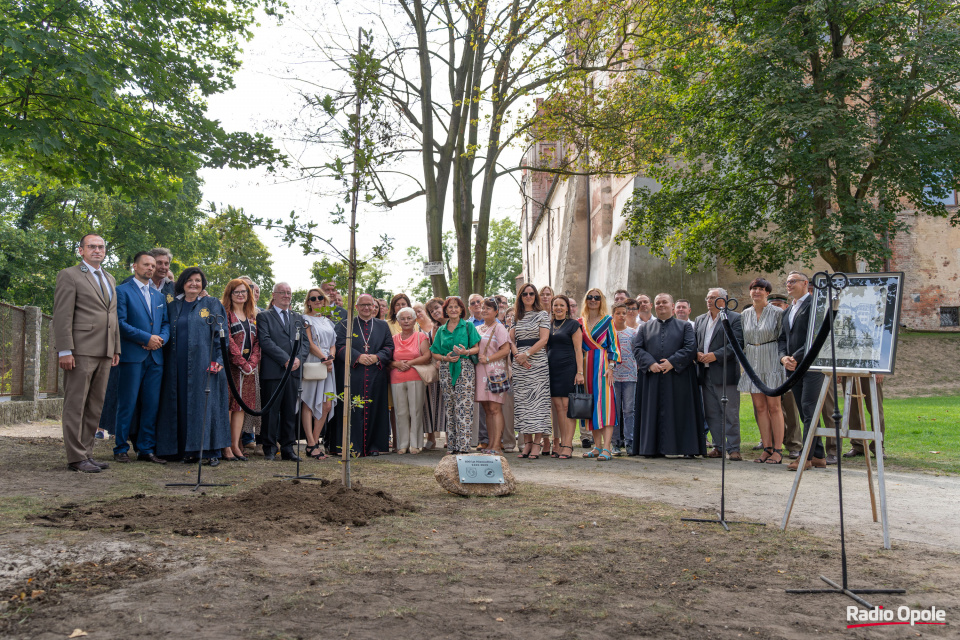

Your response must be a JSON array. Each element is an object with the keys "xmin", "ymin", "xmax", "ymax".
[
  {"xmin": 201, "ymin": 205, "xmax": 275, "ymax": 297},
  {"xmin": 0, "ymin": 171, "xmax": 211, "ymax": 310},
  {"xmin": 549, "ymin": 0, "xmax": 960, "ymax": 273},
  {"xmin": 0, "ymin": 0, "xmax": 284, "ymax": 198},
  {"xmin": 308, "ymin": 0, "xmax": 650, "ymax": 298}
]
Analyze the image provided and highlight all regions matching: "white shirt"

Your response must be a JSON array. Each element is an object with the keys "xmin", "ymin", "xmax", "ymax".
[
  {"xmin": 702, "ymin": 314, "xmax": 719, "ymax": 367},
  {"xmin": 789, "ymin": 293, "xmax": 809, "ymax": 326},
  {"xmin": 274, "ymin": 306, "xmax": 288, "ymax": 326},
  {"xmin": 135, "ymin": 277, "xmax": 152, "ymax": 309}
]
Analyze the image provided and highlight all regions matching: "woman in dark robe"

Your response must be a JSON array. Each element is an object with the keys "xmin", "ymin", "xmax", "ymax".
[
  {"xmin": 156, "ymin": 267, "xmax": 231, "ymax": 464},
  {"xmin": 632, "ymin": 293, "xmax": 707, "ymax": 458}
]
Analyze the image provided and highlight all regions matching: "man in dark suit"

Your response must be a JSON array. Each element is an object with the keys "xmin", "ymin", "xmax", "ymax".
[
  {"xmin": 54, "ymin": 234, "xmax": 122, "ymax": 473},
  {"xmin": 695, "ymin": 288, "xmax": 745, "ymax": 460},
  {"xmin": 778, "ymin": 271, "xmax": 826, "ymax": 470},
  {"xmin": 258, "ymin": 282, "xmax": 310, "ymax": 460},
  {"xmin": 114, "ymin": 252, "xmax": 170, "ymax": 464}
]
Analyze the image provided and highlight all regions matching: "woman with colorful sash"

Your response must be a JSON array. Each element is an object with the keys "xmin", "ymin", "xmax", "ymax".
[{"xmin": 578, "ymin": 288, "xmax": 621, "ymax": 461}]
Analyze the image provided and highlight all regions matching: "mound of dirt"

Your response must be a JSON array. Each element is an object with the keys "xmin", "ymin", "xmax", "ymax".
[{"xmin": 32, "ymin": 480, "xmax": 414, "ymax": 542}]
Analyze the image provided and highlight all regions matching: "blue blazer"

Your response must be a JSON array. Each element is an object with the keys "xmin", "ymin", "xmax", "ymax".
[{"xmin": 117, "ymin": 280, "xmax": 171, "ymax": 365}]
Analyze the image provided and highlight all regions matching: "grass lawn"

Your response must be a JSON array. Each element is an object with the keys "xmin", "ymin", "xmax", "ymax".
[{"xmin": 736, "ymin": 392, "xmax": 960, "ymax": 474}]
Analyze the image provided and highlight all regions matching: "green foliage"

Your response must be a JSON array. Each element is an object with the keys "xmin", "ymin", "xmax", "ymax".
[
  {"xmin": 404, "ymin": 218, "xmax": 520, "ymax": 299},
  {"xmin": 0, "ymin": 0, "xmax": 285, "ymax": 198},
  {"xmin": 0, "ymin": 173, "xmax": 275, "ymax": 311},
  {"xmin": 201, "ymin": 205, "xmax": 275, "ymax": 298},
  {"xmin": 543, "ymin": 0, "xmax": 960, "ymax": 273}
]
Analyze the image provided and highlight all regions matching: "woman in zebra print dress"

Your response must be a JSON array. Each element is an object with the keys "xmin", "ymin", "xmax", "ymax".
[{"xmin": 510, "ymin": 282, "xmax": 551, "ymax": 459}]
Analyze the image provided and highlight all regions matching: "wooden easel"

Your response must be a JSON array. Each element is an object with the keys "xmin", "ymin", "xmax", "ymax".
[{"xmin": 780, "ymin": 373, "xmax": 891, "ymax": 549}]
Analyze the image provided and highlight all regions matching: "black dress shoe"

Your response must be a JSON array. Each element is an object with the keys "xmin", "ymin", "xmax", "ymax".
[
  {"xmin": 203, "ymin": 457, "xmax": 221, "ymax": 467},
  {"xmin": 69, "ymin": 460, "xmax": 101, "ymax": 473},
  {"xmin": 281, "ymin": 453, "xmax": 302, "ymax": 462},
  {"xmin": 183, "ymin": 456, "xmax": 199, "ymax": 464},
  {"xmin": 87, "ymin": 458, "xmax": 110, "ymax": 469},
  {"xmin": 137, "ymin": 453, "xmax": 167, "ymax": 464},
  {"xmin": 114, "ymin": 453, "xmax": 131, "ymax": 463}
]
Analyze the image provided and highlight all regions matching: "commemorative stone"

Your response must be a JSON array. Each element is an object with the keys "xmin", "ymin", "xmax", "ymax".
[{"xmin": 434, "ymin": 454, "xmax": 516, "ymax": 496}]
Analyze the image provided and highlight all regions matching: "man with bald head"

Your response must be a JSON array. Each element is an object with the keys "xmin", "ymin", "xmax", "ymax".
[
  {"xmin": 332, "ymin": 293, "xmax": 394, "ymax": 456},
  {"xmin": 631, "ymin": 293, "xmax": 706, "ymax": 457},
  {"xmin": 257, "ymin": 282, "xmax": 310, "ymax": 460}
]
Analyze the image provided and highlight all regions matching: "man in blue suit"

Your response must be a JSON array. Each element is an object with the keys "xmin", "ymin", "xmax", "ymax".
[{"xmin": 115, "ymin": 252, "xmax": 170, "ymax": 463}]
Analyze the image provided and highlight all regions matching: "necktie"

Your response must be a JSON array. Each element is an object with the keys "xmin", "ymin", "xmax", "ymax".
[
  {"xmin": 281, "ymin": 309, "xmax": 288, "ymax": 326},
  {"xmin": 93, "ymin": 270, "xmax": 106, "ymax": 302}
]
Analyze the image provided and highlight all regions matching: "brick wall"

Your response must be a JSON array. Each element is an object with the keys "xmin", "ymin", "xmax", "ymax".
[{"xmin": 890, "ymin": 213, "xmax": 960, "ymax": 331}]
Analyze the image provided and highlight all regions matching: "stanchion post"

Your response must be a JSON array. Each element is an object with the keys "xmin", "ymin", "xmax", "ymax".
[
  {"xmin": 167, "ymin": 313, "xmax": 228, "ymax": 491},
  {"xmin": 682, "ymin": 295, "xmax": 764, "ymax": 530},
  {"xmin": 275, "ymin": 321, "xmax": 322, "ymax": 481},
  {"xmin": 785, "ymin": 271, "xmax": 903, "ymax": 607}
]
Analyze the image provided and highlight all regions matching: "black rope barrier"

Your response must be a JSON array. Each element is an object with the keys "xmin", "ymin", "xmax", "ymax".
[
  {"xmin": 218, "ymin": 321, "xmax": 302, "ymax": 417},
  {"xmin": 718, "ymin": 305, "xmax": 836, "ymax": 397}
]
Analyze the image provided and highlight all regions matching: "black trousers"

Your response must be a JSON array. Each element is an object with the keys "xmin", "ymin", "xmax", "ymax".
[
  {"xmin": 792, "ymin": 370, "xmax": 825, "ymax": 459},
  {"xmin": 260, "ymin": 376, "xmax": 300, "ymax": 455}
]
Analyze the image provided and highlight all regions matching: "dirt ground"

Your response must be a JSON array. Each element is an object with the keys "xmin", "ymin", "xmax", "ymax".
[{"xmin": 0, "ymin": 436, "xmax": 957, "ymax": 639}]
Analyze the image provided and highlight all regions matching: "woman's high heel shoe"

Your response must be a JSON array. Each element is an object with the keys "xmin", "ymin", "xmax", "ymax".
[{"xmin": 755, "ymin": 447, "xmax": 774, "ymax": 463}]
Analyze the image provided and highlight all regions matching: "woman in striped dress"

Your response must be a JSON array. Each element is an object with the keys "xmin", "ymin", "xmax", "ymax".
[
  {"xmin": 578, "ymin": 288, "xmax": 621, "ymax": 461},
  {"xmin": 510, "ymin": 282, "xmax": 551, "ymax": 458},
  {"xmin": 422, "ymin": 298, "xmax": 446, "ymax": 449},
  {"xmin": 737, "ymin": 278, "xmax": 785, "ymax": 464}
]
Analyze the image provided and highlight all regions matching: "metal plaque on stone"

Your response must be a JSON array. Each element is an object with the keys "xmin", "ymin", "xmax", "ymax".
[{"xmin": 456, "ymin": 455, "xmax": 504, "ymax": 484}]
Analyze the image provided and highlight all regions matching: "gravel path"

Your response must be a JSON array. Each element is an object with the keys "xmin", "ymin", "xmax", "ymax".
[
  {"xmin": 4, "ymin": 420, "xmax": 956, "ymax": 552},
  {"xmin": 389, "ymin": 449, "xmax": 960, "ymax": 552}
]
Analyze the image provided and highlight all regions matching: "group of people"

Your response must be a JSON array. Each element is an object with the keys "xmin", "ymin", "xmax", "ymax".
[{"xmin": 54, "ymin": 233, "xmax": 880, "ymax": 474}]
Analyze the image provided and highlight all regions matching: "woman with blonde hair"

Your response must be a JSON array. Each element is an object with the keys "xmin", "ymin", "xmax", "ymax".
[
  {"xmin": 221, "ymin": 278, "xmax": 260, "ymax": 461},
  {"xmin": 301, "ymin": 288, "xmax": 337, "ymax": 459},
  {"xmin": 579, "ymin": 288, "xmax": 621, "ymax": 461}
]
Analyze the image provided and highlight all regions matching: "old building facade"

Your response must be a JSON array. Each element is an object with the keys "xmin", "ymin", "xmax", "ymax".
[{"xmin": 519, "ymin": 153, "xmax": 960, "ymax": 331}]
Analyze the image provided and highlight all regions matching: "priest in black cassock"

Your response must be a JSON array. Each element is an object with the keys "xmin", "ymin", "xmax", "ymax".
[
  {"xmin": 632, "ymin": 293, "xmax": 707, "ymax": 457},
  {"xmin": 331, "ymin": 293, "xmax": 394, "ymax": 457}
]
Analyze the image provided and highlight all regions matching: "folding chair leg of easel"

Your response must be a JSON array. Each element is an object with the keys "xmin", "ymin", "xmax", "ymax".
[
  {"xmin": 870, "ymin": 376, "xmax": 891, "ymax": 550},
  {"xmin": 781, "ymin": 376, "xmax": 829, "ymax": 531}
]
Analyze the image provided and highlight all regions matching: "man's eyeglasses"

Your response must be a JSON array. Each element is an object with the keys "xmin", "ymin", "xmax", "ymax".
[
  {"xmin": 785, "ymin": 279, "xmax": 804, "ymax": 285},
  {"xmin": 357, "ymin": 303, "xmax": 376, "ymax": 308},
  {"xmin": 586, "ymin": 295, "xmax": 601, "ymax": 301},
  {"xmin": 469, "ymin": 300, "xmax": 482, "ymax": 305}
]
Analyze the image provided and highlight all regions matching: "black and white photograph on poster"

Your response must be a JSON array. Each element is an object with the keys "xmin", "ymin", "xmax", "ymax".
[{"xmin": 805, "ymin": 272, "xmax": 905, "ymax": 374}]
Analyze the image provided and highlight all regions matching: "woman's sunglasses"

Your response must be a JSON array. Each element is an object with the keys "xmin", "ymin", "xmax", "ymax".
[
  {"xmin": 308, "ymin": 296, "xmax": 325, "ymax": 302},
  {"xmin": 521, "ymin": 291, "xmax": 537, "ymax": 297},
  {"xmin": 586, "ymin": 295, "xmax": 601, "ymax": 301}
]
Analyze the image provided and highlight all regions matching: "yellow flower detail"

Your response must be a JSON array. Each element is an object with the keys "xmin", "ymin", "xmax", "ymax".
[
  {"xmin": 200, "ymin": 307, "xmax": 210, "ymax": 318},
  {"xmin": 166, "ymin": 294, "xmax": 174, "ymax": 303}
]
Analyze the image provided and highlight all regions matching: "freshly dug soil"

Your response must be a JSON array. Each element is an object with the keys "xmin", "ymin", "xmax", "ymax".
[{"xmin": 32, "ymin": 480, "xmax": 414, "ymax": 541}]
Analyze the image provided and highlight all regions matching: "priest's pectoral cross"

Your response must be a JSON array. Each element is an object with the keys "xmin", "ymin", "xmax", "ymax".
[{"xmin": 364, "ymin": 345, "xmax": 370, "ymax": 353}]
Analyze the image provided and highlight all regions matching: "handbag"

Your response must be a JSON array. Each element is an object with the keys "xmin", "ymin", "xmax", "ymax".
[
  {"xmin": 567, "ymin": 383, "xmax": 593, "ymax": 420},
  {"xmin": 480, "ymin": 327, "xmax": 511, "ymax": 393},
  {"xmin": 412, "ymin": 363, "xmax": 438, "ymax": 384},
  {"xmin": 302, "ymin": 361, "xmax": 328, "ymax": 381}
]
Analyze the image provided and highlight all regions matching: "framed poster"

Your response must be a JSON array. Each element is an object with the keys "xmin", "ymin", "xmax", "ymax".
[{"xmin": 805, "ymin": 272, "xmax": 904, "ymax": 374}]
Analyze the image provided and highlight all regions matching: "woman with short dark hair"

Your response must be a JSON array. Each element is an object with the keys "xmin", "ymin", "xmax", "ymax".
[
  {"xmin": 738, "ymin": 277, "xmax": 785, "ymax": 464},
  {"xmin": 430, "ymin": 297, "xmax": 482, "ymax": 453},
  {"xmin": 387, "ymin": 293, "xmax": 412, "ymax": 335},
  {"xmin": 156, "ymin": 267, "xmax": 229, "ymax": 464},
  {"xmin": 475, "ymin": 298, "xmax": 512, "ymax": 455}
]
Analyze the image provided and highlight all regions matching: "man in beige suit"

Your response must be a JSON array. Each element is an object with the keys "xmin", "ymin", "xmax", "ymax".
[{"xmin": 54, "ymin": 234, "xmax": 122, "ymax": 472}]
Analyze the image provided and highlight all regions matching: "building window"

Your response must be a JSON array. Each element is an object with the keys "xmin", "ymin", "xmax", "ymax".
[{"xmin": 941, "ymin": 307, "xmax": 960, "ymax": 327}]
